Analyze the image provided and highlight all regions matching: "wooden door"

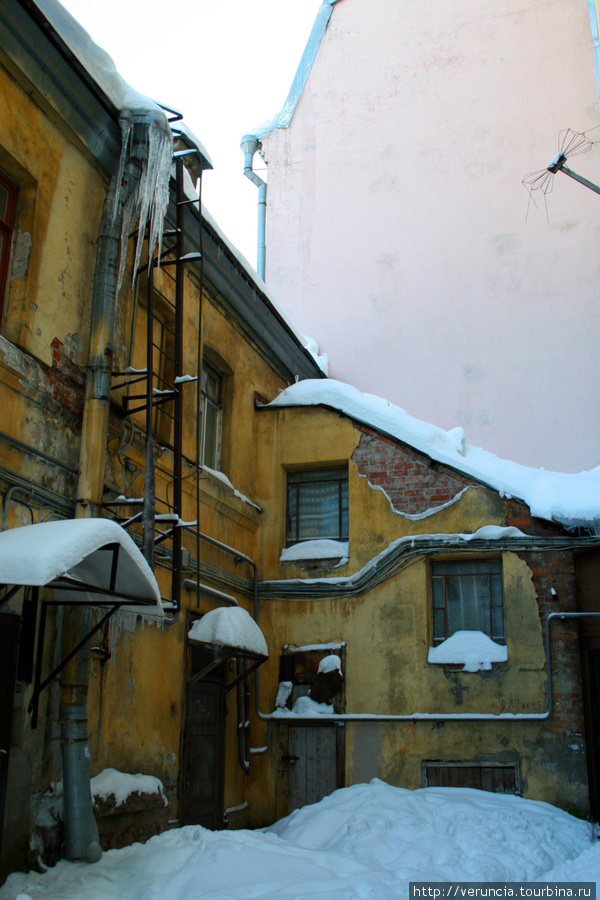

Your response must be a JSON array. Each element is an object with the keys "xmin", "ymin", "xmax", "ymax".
[
  {"xmin": 287, "ymin": 724, "xmax": 344, "ymax": 813},
  {"xmin": 0, "ymin": 614, "xmax": 20, "ymax": 853},
  {"xmin": 181, "ymin": 678, "xmax": 225, "ymax": 829}
]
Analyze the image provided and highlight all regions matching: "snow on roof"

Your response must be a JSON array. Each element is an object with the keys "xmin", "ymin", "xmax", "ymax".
[
  {"xmin": 188, "ymin": 606, "xmax": 268, "ymax": 657},
  {"xmin": 266, "ymin": 380, "xmax": 600, "ymax": 528},
  {"xmin": 180, "ymin": 168, "xmax": 327, "ymax": 376},
  {"xmin": 0, "ymin": 518, "xmax": 162, "ymax": 613},
  {"xmin": 34, "ymin": 0, "xmax": 169, "ymax": 125},
  {"xmin": 428, "ymin": 631, "xmax": 508, "ymax": 672},
  {"xmin": 253, "ymin": 0, "xmax": 343, "ymax": 139}
]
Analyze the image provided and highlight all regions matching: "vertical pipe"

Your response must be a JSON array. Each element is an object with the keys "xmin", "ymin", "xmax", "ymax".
[
  {"xmin": 142, "ymin": 256, "xmax": 155, "ymax": 564},
  {"xmin": 172, "ymin": 156, "xmax": 184, "ymax": 608},
  {"xmin": 65, "ymin": 124, "xmax": 148, "ymax": 862}
]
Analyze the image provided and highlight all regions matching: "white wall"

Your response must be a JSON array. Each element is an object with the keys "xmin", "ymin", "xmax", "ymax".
[{"xmin": 260, "ymin": 0, "xmax": 600, "ymax": 473}]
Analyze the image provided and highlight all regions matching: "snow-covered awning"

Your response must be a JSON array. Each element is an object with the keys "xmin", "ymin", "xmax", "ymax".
[
  {"xmin": 0, "ymin": 519, "xmax": 162, "ymax": 615},
  {"xmin": 188, "ymin": 607, "xmax": 268, "ymax": 658},
  {"xmin": 187, "ymin": 607, "xmax": 268, "ymax": 690}
]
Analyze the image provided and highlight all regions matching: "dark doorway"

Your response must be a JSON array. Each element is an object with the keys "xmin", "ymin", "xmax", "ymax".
[
  {"xmin": 0, "ymin": 613, "xmax": 20, "ymax": 853},
  {"xmin": 181, "ymin": 648, "xmax": 225, "ymax": 829},
  {"xmin": 581, "ymin": 648, "xmax": 600, "ymax": 820},
  {"xmin": 575, "ymin": 549, "xmax": 600, "ymax": 820},
  {"xmin": 287, "ymin": 724, "xmax": 345, "ymax": 813}
]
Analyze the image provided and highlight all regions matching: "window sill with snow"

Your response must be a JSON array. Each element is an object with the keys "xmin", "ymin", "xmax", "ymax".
[
  {"xmin": 428, "ymin": 630, "xmax": 508, "ymax": 673},
  {"xmin": 279, "ymin": 539, "xmax": 349, "ymax": 572}
]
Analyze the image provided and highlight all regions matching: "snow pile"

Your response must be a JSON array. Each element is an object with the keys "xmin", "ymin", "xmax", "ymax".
[
  {"xmin": 3, "ymin": 781, "xmax": 596, "ymax": 900},
  {"xmin": 280, "ymin": 540, "xmax": 349, "ymax": 563},
  {"xmin": 318, "ymin": 654, "xmax": 342, "ymax": 675},
  {"xmin": 428, "ymin": 631, "xmax": 508, "ymax": 672},
  {"xmin": 90, "ymin": 769, "xmax": 166, "ymax": 808},
  {"xmin": 272, "ymin": 696, "xmax": 334, "ymax": 717},
  {"xmin": 299, "ymin": 332, "xmax": 328, "ymax": 375},
  {"xmin": 188, "ymin": 607, "xmax": 268, "ymax": 657},
  {"xmin": 275, "ymin": 681, "xmax": 293, "ymax": 708},
  {"xmin": 266, "ymin": 380, "xmax": 600, "ymax": 527}
]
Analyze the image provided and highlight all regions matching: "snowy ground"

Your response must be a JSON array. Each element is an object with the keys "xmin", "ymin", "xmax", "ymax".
[{"xmin": 1, "ymin": 780, "xmax": 599, "ymax": 900}]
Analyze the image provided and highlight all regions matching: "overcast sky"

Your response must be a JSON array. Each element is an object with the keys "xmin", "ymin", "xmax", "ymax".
[{"xmin": 59, "ymin": 0, "xmax": 323, "ymax": 267}]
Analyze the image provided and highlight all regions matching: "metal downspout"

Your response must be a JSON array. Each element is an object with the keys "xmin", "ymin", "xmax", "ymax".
[
  {"xmin": 241, "ymin": 135, "xmax": 266, "ymax": 280},
  {"xmin": 61, "ymin": 125, "xmax": 148, "ymax": 864}
]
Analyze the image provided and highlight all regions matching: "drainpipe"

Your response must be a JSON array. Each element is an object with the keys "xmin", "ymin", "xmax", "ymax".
[
  {"xmin": 60, "ymin": 121, "xmax": 150, "ymax": 863},
  {"xmin": 241, "ymin": 135, "xmax": 266, "ymax": 280}
]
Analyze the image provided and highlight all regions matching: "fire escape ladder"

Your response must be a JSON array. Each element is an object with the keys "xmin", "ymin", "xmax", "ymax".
[{"xmin": 108, "ymin": 128, "xmax": 206, "ymax": 613}]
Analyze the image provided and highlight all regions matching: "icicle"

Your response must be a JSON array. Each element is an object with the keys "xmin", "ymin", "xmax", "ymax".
[{"xmin": 111, "ymin": 110, "xmax": 173, "ymax": 296}]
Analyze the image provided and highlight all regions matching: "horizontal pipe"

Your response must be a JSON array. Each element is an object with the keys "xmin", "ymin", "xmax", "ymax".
[{"xmin": 256, "ymin": 611, "xmax": 600, "ymax": 725}]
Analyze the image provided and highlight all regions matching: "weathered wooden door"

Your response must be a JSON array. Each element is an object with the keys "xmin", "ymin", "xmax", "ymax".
[
  {"xmin": 181, "ymin": 678, "xmax": 225, "ymax": 829},
  {"xmin": 287, "ymin": 724, "xmax": 344, "ymax": 813},
  {"xmin": 0, "ymin": 614, "xmax": 20, "ymax": 853}
]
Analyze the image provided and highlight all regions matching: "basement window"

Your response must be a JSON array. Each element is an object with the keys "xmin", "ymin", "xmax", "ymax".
[
  {"xmin": 431, "ymin": 558, "xmax": 504, "ymax": 645},
  {"xmin": 286, "ymin": 467, "xmax": 349, "ymax": 546},
  {"xmin": 422, "ymin": 760, "xmax": 520, "ymax": 795}
]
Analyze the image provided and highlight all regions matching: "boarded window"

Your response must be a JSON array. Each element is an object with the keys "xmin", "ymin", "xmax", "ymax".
[
  {"xmin": 431, "ymin": 558, "xmax": 504, "ymax": 645},
  {"xmin": 423, "ymin": 761, "xmax": 519, "ymax": 794}
]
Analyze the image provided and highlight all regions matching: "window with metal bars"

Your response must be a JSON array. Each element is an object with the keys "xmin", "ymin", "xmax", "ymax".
[
  {"xmin": 0, "ymin": 170, "xmax": 17, "ymax": 326},
  {"xmin": 286, "ymin": 467, "xmax": 349, "ymax": 546},
  {"xmin": 431, "ymin": 558, "xmax": 504, "ymax": 644}
]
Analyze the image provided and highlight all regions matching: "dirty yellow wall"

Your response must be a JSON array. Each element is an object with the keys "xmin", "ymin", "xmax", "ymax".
[{"xmin": 247, "ymin": 406, "xmax": 588, "ymax": 823}]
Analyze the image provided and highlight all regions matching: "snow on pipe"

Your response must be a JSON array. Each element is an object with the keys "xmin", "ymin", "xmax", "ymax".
[
  {"xmin": 257, "ymin": 610, "xmax": 600, "ymax": 725},
  {"xmin": 241, "ymin": 135, "xmax": 266, "ymax": 280}
]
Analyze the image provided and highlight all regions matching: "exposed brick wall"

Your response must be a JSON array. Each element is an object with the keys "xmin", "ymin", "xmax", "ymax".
[
  {"xmin": 351, "ymin": 422, "xmax": 587, "ymax": 756},
  {"xmin": 519, "ymin": 548, "xmax": 585, "ymax": 740},
  {"xmin": 351, "ymin": 424, "xmax": 474, "ymax": 515},
  {"xmin": 48, "ymin": 337, "xmax": 85, "ymax": 420}
]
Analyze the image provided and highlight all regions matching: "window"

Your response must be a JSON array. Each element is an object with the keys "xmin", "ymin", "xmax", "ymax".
[
  {"xmin": 286, "ymin": 467, "xmax": 349, "ymax": 545},
  {"xmin": 201, "ymin": 362, "xmax": 222, "ymax": 470},
  {"xmin": 0, "ymin": 170, "xmax": 17, "ymax": 323},
  {"xmin": 431, "ymin": 558, "xmax": 504, "ymax": 645},
  {"xmin": 422, "ymin": 761, "xmax": 519, "ymax": 795}
]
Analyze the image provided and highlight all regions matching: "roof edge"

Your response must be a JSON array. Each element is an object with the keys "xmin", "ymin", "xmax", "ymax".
[{"xmin": 253, "ymin": 0, "xmax": 342, "ymax": 139}]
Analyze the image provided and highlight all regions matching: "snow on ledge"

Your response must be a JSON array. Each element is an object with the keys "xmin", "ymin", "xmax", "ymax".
[
  {"xmin": 272, "ymin": 696, "xmax": 334, "ymax": 717},
  {"xmin": 188, "ymin": 606, "xmax": 268, "ymax": 657},
  {"xmin": 280, "ymin": 540, "xmax": 349, "ymax": 563},
  {"xmin": 318, "ymin": 654, "xmax": 342, "ymax": 675},
  {"xmin": 91, "ymin": 768, "xmax": 167, "ymax": 808},
  {"xmin": 201, "ymin": 465, "xmax": 262, "ymax": 511},
  {"xmin": 428, "ymin": 631, "xmax": 508, "ymax": 672},
  {"xmin": 265, "ymin": 379, "xmax": 600, "ymax": 528},
  {"xmin": 265, "ymin": 527, "xmax": 525, "ymax": 589}
]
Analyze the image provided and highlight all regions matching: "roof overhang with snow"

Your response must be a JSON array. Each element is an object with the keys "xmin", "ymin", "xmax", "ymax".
[
  {"xmin": 188, "ymin": 606, "xmax": 268, "ymax": 658},
  {"xmin": 0, "ymin": 518, "xmax": 163, "ymax": 615}
]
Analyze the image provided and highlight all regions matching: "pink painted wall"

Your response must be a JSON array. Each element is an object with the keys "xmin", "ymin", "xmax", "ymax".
[{"xmin": 260, "ymin": 0, "xmax": 600, "ymax": 472}]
